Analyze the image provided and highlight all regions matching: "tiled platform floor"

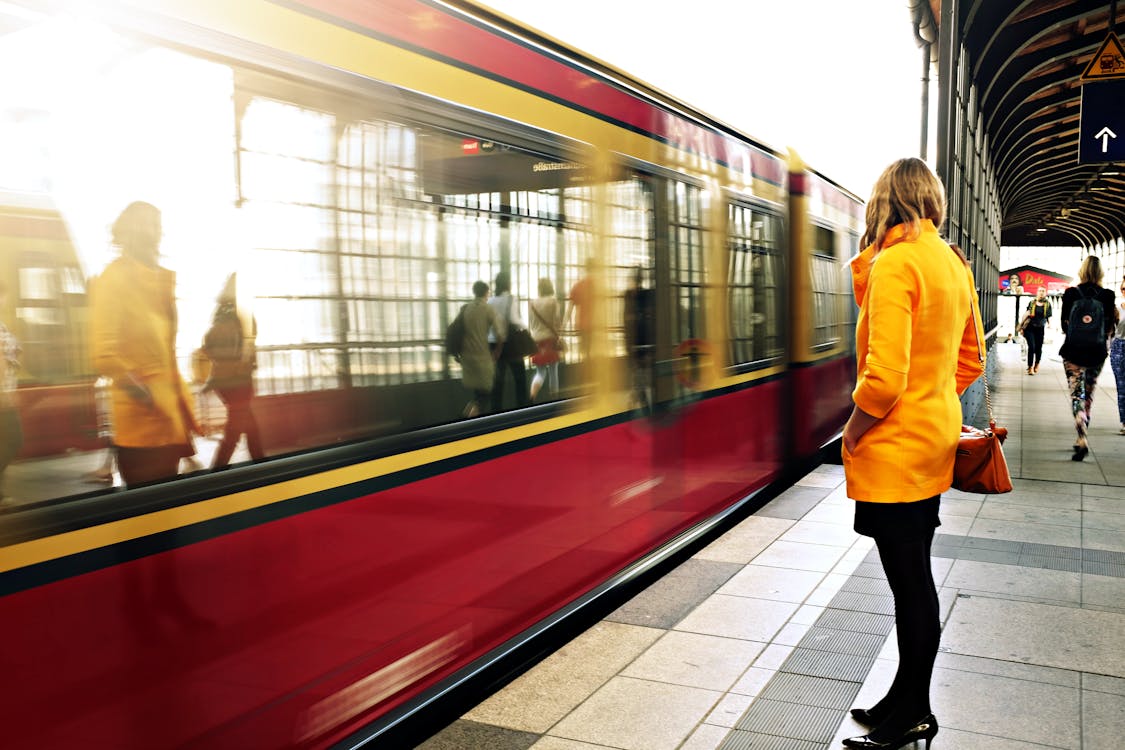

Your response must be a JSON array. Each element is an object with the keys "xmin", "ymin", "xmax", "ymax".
[{"xmin": 421, "ymin": 340, "xmax": 1125, "ymax": 749}]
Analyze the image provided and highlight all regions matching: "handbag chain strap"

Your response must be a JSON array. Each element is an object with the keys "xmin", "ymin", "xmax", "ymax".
[{"xmin": 965, "ymin": 267, "xmax": 996, "ymax": 429}]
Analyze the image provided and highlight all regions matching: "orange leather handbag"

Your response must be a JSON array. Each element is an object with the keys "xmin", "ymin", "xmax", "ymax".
[{"xmin": 952, "ymin": 275, "xmax": 1013, "ymax": 494}]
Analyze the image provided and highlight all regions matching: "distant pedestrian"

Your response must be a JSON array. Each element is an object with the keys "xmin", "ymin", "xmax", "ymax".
[
  {"xmin": 1020, "ymin": 287, "xmax": 1052, "ymax": 374},
  {"xmin": 528, "ymin": 277, "xmax": 562, "ymax": 402},
  {"xmin": 1059, "ymin": 255, "xmax": 1115, "ymax": 461},
  {"xmin": 1111, "ymin": 278, "xmax": 1125, "ymax": 435},
  {"xmin": 489, "ymin": 271, "xmax": 530, "ymax": 412},
  {"xmin": 842, "ymin": 158, "xmax": 984, "ymax": 750}
]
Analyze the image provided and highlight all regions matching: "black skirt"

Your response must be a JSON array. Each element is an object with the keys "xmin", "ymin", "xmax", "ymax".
[{"xmin": 854, "ymin": 495, "xmax": 941, "ymax": 538}]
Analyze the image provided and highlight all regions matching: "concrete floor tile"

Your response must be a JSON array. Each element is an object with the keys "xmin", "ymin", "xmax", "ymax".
[
  {"xmin": 752, "ymin": 540, "xmax": 847, "ymax": 572},
  {"xmin": 1083, "ymin": 527, "xmax": 1125, "ymax": 553},
  {"xmin": 1082, "ymin": 484, "xmax": 1125, "ymax": 500},
  {"xmin": 772, "ymin": 622, "xmax": 811, "ymax": 647},
  {"xmin": 608, "ymin": 559, "xmax": 743, "ymax": 629},
  {"xmin": 1082, "ymin": 573, "xmax": 1125, "ymax": 609},
  {"xmin": 418, "ymin": 720, "xmax": 540, "ymax": 750},
  {"xmin": 717, "ymin": 564, "xmax": 825, "ymax": 603},
  {"xmin": 729, "ymin": 666, "xmax": 774, "ymax": 696},
  {"xmin": 1082, "ymin": 495, "xmax": 1125, "ymax": 514},
  {"xmin": 531, "ymin": 738, "xmax": 613, "ymax": 750},
  {"xmin": 944, "ymin": 560, "xmax": 1080, "ymax": 603},
  {"xmin": 941, "ymin": 496, "xmax": 984, "ymax": 517},
  {"xmin": 795, "ymin": 472, "xmax": 843, "ymax": 489},
  {"xmin": 1081, "ymin": 689, "xmax": 1125, "ymax": 750},
  {"xmin": 1083, "ymin": 509, "xmax": 1125, "ymax": 532},
  {"xmin": 932, "ymin": 666, "xmax": 1080, "ymax": 748},
  {"xmin": 1083, "ymin": 673, "xmax": 1125, "ymax": 696},
  {"xmin": 465, "ymin": 622, "xmax": 663, "ymax": 733},
  {"xmin": 978, "ymin": 503, "xmax": 1082, "ymax": 526},
  {"xmin": 923, "ymin": 726, "xmax": 1070, "ymax": 749},
  {"xmin": 1008, "ymin": 479, "xmax": 1083, "ymax": 496},
  {"xmin": 674, "ymin": 594, "xmax": 798, "ymax": 642},
  {"xmin": 693, "ymin": 517, "xmax": 793, "ymax": 564},
  {"xmin": 779, "ymin": 519, "xmax": 859, "ymax": 547},
  {"xmin": 704, "ymin": 692, "xmax": 753, "ymax": 727},
  {"xmin": 939, "ymin": 514, "xmax": 975, "ymax": 536},
  {"xmin": 677, "ymin": 723, "xmax": 729, "ymax": 750},
  {"xmin": 622, "ymin": 631, "xmax": 765, "ymax": 691},
  {"xmin": 548, "ymin": 676, "xmax": 721, "ymax": 750},
  {"xmin": 967, "ymin": 517, "xmax": 1081, "ymax": 547},
  {"xmin": 791, "ymin": 604, "xmax": 826, "ymax": 626},
  {"xmin": 751, "ymin": 643, "xmax": 794, "ymax": 671},
  {"xmin": 934, "ymin": 652, "xmax": 1079, "ymax": 688},
  {"xmin": 942, "ymin": 596, "xmax": 1125, "ymax": 678}
]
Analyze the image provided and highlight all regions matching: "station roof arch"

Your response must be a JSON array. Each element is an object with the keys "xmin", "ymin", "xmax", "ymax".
[{"xmin": 920, "ymin": 1, "xmax": 1125, "ymax": 248}]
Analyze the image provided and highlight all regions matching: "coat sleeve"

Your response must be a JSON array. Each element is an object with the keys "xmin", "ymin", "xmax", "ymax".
[
  {"xmin": 89, "ymin": 271, "xmax": 143, "ymax": 380},
  {"xmin": 955, "ymin": 266, "xmax": 986, "ymax": 395},
  {"xmin": 851, "ymin": 253, "xmax": 914, "ymax": 419}
]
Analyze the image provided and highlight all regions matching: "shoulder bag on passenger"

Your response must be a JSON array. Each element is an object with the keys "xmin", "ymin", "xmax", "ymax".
[
  {"xmin": 1066, "ymin": 286, "xmax": 1105, "ymax": 347},
  {"xmin": 445, "ymin": 305, "xmax": 467, "ymax": 359}
]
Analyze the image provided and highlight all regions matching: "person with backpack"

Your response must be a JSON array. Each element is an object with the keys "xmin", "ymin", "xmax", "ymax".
[{"xmin": 1059, "ymin": 255, "xmax": 1116, "ymax": 461}]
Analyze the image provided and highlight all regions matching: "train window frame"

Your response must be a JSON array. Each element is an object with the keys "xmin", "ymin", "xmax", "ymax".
[
  {"xmin": 726, "ymin": 199, "xmax": 786, "ymax": 372},
  {"xmin": 809, "ymin": 222, "xmax": 847, "ymax": 352}
]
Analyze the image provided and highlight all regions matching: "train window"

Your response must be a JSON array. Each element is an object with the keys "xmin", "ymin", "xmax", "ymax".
[
  {"xmin": 668, "ymin": 180, "xmax": 705, "ymax": 345},
  {"xmin": 728, "ymin": 203, "xmax": 783, "ymax": 366},
  {"xmin": 810, "ymin": 225, "xmax": 845, "ymax": 349},
  {"xmin": 604, "ymin": 177, "xmax": 655, "ymax": 359}
]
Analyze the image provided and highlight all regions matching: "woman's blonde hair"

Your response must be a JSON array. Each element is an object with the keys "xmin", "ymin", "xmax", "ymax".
[
  {"xmin": 861, "ymin": 158, "xmax": 946, "ymax": 253},
  {"xmin": 1078, "ymin": 255, "xmax": 1104, "ymax": 286}
]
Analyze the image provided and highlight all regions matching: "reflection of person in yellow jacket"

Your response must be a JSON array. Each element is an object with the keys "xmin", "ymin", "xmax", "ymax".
[
  {"xmin": 840, "ymin": 159, "xmax": 984, "ymax": 749},
  {"xmin": 90, "ymin": 201, "xmax": 200, "ymax": 486}
]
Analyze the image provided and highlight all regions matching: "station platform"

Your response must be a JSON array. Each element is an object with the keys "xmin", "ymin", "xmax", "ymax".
[{"xmin": 420, "ymin": 339, "xmax": 1125, "ymax": 749}]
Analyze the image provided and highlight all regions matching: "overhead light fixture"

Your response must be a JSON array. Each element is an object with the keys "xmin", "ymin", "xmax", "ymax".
[
  {"xmin": 1036, "ymin": 227, "xmax": 1048, "ymax": 232},
  {"xmin": 1091, "ymin": 183, "xmax": 1108, "ymax": 191}
]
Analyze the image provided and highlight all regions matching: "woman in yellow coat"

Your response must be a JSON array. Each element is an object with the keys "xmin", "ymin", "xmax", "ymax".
[
  {"xmin": 90, "ymin": 201, "xmax": 200, "ymax": 486},
  {"xmin": 840, "ymin": 159, "xmax": 984, "ymax": 749}
]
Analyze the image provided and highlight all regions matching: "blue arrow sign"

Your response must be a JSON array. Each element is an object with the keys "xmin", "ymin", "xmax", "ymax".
[{"xmin": 1079, "ymin": 80, "xmax": 1125, "ymax": 164}]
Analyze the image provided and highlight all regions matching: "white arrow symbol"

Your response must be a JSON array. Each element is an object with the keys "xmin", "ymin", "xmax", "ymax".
[{"xmin": 1096, "ymin": 126, "xmax": 1117, "ymax": 152}]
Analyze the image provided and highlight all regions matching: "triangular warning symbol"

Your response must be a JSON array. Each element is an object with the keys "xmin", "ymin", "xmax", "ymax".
[{"xmin": 1081, "ymin": 32, "xmax": 1125, "ymax": 81}]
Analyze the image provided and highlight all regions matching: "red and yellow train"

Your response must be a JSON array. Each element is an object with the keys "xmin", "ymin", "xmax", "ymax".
[{"xmin": 0, "ymin": 1, "xmax": 862, "ymax": 747}]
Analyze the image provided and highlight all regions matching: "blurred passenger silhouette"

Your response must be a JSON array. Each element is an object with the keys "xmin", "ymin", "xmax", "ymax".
[
  {"xmin": 489, "ymin": 271, "xmax": 530, "ymax": 411},
  {"xmin": 623, "ymin": 266, "xmax": 654, "ymax": 412},
  {"xmin": 84, "ymin": 376, "xmax": 118, "ymax": 485},
  {"xmin": 202, "ymin": 273, "xmax": 264, "ymax": 468},
  {"xmin": 566, "ymin": 258, "xmax": 596, "ymax": 367},
  {"xmin": 90, "ymin": 201, "xmax": 201, "ymax": 487},
  {"xmin": 528, "ymin": 277, "xmax": 563, "ymax": 402},
  {"xmin": 0, "ymin": 280, "xmax": 22, "ymax": 508},
  {"xmin": 461, "ymin": 280, "xmax": 503, "ymax": 417}
]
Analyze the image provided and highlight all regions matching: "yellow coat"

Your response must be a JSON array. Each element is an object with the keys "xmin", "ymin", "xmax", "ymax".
[
  {"xmin": 90, "ymin": 256, "xmax": 200, "ymax": 449},
  {"xmin": 843, "ymin": 220, "xmax": 984, "ymax": 502}
]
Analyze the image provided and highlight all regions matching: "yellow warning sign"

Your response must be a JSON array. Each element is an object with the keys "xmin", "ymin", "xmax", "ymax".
[{"xmin": 1081, "ymin": 32, "xmax": 1125, "ymax": 81}]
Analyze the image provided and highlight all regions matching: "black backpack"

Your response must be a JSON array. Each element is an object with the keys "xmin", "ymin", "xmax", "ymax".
[
  {"xmin": 445, "ymin": 305, "xmax": 467, "ymax": 358},
  {"xmin": 1066, "ymin": 286, "xmax": 1105, "ymax": 347}
]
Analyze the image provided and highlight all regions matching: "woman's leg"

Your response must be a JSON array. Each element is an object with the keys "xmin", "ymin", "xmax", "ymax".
[
  {"xmin": 1025, "ymin": 328, "xmax": 1038, "ymax": 368},
  {"xmin": 1064, "ymin": 360, "xmax": 1090, "ymax": 447},
  {"xmin": 1111, "ymin": 340, "xmax": 1125, "ymax": 426},
  {"xmin": 1029, "ymin": 327, "xmax": 1044, "ymax": 368},
  {"xmin": 867, "ymin": 526, "xmax": 941, "ymax": 741}
]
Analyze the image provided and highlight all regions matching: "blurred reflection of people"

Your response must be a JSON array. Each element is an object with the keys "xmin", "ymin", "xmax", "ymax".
[
  {"xmin": 461, "ymin": 280, "xmax": 503, "ymax": 417},
  {"xmin": 0, "ymin": 281, "xmax": 22, "ymax": 508},
  {"xmin": 623, "ymin": 266, "xmax": 655, "ymax": 412},
  {"xmin": 84, "ymin": 376, "xmax": 118, "ymax": 485},
  {"xmin": 489, "ymin": 271, "xmax": 529, "ymax": 412},
  {"xmin": 566, "ymin": 258, "xmax": 595, "ymax": 363},
  {"xmin": 202, "ymin": 273, "xmax": 264, "ymax": 468},
  {"xmin": 528, "ymin": 277, "xmax": 562, "ymax": 402},
  {"xmin": 90, "ymin": 201, "xmax": 201, "ymax": 487}
]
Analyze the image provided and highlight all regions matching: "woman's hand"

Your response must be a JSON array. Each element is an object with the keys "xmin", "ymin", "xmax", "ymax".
[
  {"xmin": 124, "ymin": 372, "xmax": 154, "ymax": 407},
  {"xmin": 843, "ymin": 406, "xmax": 878, "ymax": 453}
]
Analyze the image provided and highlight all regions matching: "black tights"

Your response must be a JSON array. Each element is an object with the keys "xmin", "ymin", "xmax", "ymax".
[
  {"xmin": 1024, "ymin": 326, "xmax": 1044, "ymax": 368},
  {"xmin": 868, "ymin": 527, "xmax": 941, "ymax": 740}
]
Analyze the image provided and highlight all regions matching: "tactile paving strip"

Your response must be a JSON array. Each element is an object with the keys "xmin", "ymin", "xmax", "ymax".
[
  {"xmin": 815, "ymin": 609, "xmax": 895, "ymax": 636},
  {"xmin": 758, "ymin": 673, "xmax": 862, "ymax": 710},
  {"xmin": 796, "ymin": 627, "xmax": 885, "ymax": 658},
  {"xmin": 734, "ymin": 699, "xmax": 844, "ymax": 743},
  {"xmin": 719, "ymin": 730, "xmax": 824, "ymax": 750}
]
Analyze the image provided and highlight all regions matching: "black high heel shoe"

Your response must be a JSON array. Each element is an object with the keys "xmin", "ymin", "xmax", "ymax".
[
  {"xmin": 849, "ymin": 706, "xmax": 890, "ymax": 727},
  {"xmin": 842, "ymin": 714, "xmax": 938, "ymax": 749}
]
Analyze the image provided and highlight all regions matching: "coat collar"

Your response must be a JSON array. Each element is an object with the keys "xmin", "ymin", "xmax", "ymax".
[{"xmin": 850, "ymin": 220, "xmax": 939, "ymax": 304}]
